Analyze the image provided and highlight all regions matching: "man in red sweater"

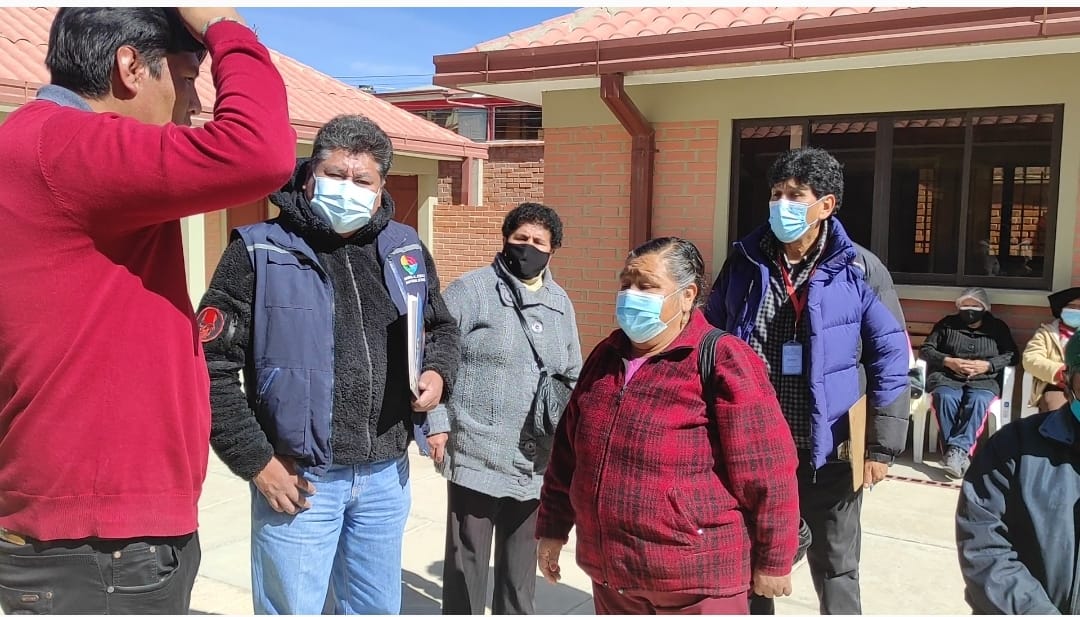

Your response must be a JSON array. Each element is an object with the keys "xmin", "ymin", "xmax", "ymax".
[{"xmin": 0, "ymin": 7, "xmax": 295, "ymax": 614}]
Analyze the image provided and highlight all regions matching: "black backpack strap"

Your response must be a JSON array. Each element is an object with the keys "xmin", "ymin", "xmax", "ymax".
[{"xmin": 698, "ymin": 328, "xmax": 729, "ymax": 413}]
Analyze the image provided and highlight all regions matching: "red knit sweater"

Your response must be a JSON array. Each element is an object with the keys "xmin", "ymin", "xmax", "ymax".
[{"xmin": 0, "ymin": 21, "xmax": 296, "ymax": 541}]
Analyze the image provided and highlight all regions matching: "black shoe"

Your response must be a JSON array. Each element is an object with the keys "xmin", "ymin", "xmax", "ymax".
[{"xmin": 942, "ymin": 447, "xmax": 965, "ymax": 480}]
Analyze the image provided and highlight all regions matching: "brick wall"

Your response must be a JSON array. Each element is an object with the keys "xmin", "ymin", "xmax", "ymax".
[
  {"xmin": 543, "ymin": 121, "xmax": 719, "ymax": 351},
  {"xmin": 433, "ymin": 142, "xmax": 544, "ymax": 282}
]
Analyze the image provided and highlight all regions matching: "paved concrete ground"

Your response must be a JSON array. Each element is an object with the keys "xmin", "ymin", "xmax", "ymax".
[{"xmin": 190, "ymin": 442, "xmax": 971, "ymax": 615}]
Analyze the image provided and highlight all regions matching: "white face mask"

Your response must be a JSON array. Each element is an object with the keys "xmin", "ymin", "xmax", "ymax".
[{"xmin": 309, "ymin": 176, "xmax": 378, "ymax": 234}]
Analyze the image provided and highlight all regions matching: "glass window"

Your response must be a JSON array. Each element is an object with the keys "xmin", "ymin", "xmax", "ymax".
[
  {"xmin": 732, "ymin": 123, "xmax": 804, "ymax": 240},
  {"xmin": 731, "ymin": 106, "xmax": 1060, "ymax": 289},
  {"xmin": 809, "ymin": 120, "xmax": 877, "ymax": 249},
  {"xmin": 412, "ymin": 108, "xmax": 488, "ymax": 142},
  {"xmin": 493, "ymin": 106, "xmax": 542, "ymax": 141},
  {"xmin": 889, "ymin": 116, "xmax": 965, "ymax": 276}
]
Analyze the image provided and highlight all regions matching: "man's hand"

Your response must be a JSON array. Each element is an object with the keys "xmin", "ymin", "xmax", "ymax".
[
  {"xmin": 176, "ymin": 8, "xmax": 246, "ymax": 42},
  {"xmin": 864, "ymin": 460, "xmax": 888, "ymax": 489},
  {"xmin": 752, "ymin": 571, "xmax": 792, "ymax": 599},
  {"xmin": 427, "ymin": 432, "xmax": 448, "ymax": 466},
  {"xmin": 253, "ymin": 455, "xmax": 315, "ymax": 515},
  {"xmin": 412, "ymin": 371, "xmax": 444, "ymax": 412},
  {"xmin": 966, "ymin": 360, "xmax": 991, "ymax": 376},
  {"xmin": 537, "ymin": 538, "xmax": 566, "ymax": 584}
]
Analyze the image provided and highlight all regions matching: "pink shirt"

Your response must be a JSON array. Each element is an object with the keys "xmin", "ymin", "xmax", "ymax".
[{"xmin": 623, "ymin": 356, "xmax": 649, "ymax": 385}]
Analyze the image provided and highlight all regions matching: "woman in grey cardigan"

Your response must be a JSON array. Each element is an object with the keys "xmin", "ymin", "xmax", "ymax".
[{"xmin": 439, "ymin": 202, "xmax": 583, "ymax": 615}]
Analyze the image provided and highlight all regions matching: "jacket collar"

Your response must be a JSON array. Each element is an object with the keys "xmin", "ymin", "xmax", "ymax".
[
  {"xmin": 492, "ymin": 255, "xmax": 566, "ymax": 313},
  {"xmin": 736, "ymin": 218, "xmax": 858, "ymax": 277},
  {"xmin": 36, "ymin": 85, "xmax": 93, "ymax": 112},
  {"xmin": 1039, "ymin": 407, "xmax": 1079, "ymax": 448}
]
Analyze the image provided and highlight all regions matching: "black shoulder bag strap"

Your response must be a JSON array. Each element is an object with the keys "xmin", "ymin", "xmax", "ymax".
[
  {"xmin": 696, "ymin": 327, "xmax": 812, "ymax": 566},
  {"xmin": 506, "ymin": 282, "xmax": 547, "ymax": 374}
]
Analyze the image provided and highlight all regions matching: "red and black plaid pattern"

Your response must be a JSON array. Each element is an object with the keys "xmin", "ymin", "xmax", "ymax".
[{"xmin": 537, "ymin": 311, "xmax": 800, "ymax": 595}]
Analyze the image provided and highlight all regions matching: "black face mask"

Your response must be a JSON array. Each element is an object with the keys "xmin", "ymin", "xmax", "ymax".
[
  {"xmin": 959, "ymin": 309, "xmax": 986, "ymax": 326},
  {"xmin": 501, "ymin": 242, "xmax": 550, "ymax": 281}
]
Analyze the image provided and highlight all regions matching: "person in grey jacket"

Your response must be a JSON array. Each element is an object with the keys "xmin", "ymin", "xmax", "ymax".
[
  {"xmin": 956, "ymin": 333, "xmax": 1080, "ymax": 614},
  {"xmin": 439, "ymin": 202, "xmax": 583, "ymax": 615}
]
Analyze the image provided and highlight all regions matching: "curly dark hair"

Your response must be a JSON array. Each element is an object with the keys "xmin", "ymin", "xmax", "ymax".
[
  {"xmin": 767, "ymin": 146, "xmax": 845, "ymax": 211},
  {"xmin": 502, "ymin": 202, "xmax": 564, "ymax": 248}
]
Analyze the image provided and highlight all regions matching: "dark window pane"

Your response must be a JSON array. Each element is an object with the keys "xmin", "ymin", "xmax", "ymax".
[
  {"xmin": 964, "ymin": 113, "xmax": 1055, "ymax": 278},
  {"xmin": 808, "ymin": 121, "xmax": 876, "ymax": 248},
  {"xmin": 888, "ymin": 116, "xmax": 966, "ymax": 276},
  {"xmin": 410, "ymin": 108, "xmax": 488, "ymax": 142},
  {"xmin": 734, "ymin": 124, "xmax": 802, "ymax": 240},
  {"xmin": 493, "ymin": 106, "xmax": 542, "ymax": 140}
]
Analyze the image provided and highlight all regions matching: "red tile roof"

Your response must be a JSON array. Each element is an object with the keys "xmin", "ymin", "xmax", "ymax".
[
  {"xmin": 436, "ymin": 7, "xmax": 1080, "ymax": 88},
  {"xmin": 0, "ymin": 7, "xmax": 486, "ymax": 160},
  {"xmin": 471, "ymin": 7, "xmax": 903, "ymax": 51}
]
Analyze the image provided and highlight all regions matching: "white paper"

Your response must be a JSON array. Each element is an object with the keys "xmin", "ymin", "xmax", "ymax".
[{"xmin": 407, "ymin": 293, "xmax": 425, "ymax": 399}]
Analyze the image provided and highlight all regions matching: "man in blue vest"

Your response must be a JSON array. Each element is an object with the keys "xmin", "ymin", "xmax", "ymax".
[{"xmin": 198, "ymin": 114, "xmax": 461, "ymax": 614}]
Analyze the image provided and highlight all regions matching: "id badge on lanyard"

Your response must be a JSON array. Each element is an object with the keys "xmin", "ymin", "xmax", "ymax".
[{"xmin": 780, "ymin": 261, "xmax": 811, "ymax": 377}]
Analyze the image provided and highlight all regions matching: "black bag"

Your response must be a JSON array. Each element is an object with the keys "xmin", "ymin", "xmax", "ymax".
[
  {"xmin": 697, "ymin": 328, "xmax": 812, "ymax": 566},
  {"xmin": 509, "ymin": 292, "xmax": 576, "ymax": 437}
]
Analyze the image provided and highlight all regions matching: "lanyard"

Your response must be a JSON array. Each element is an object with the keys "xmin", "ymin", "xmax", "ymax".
[{"xmin": 778, "ymin": 260, "xmax": 816, "ymax": 333}]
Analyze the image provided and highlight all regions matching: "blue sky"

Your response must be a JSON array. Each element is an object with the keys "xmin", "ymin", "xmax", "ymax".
[{"xmin": 237, "ymin": 8, "xmax": 576, "ymax": 92}]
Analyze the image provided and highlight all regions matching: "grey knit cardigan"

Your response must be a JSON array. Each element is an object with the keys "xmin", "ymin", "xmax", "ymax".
[{"xmin": 439, "ymin": 257, "xmax": 583, "ymax": 501}]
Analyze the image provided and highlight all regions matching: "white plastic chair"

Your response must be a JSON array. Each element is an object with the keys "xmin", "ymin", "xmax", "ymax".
[
  {"xmin": 1019, "ymin": 371, "xmax": 1039, "ymax": 419},
  {"xmin": 910, "ymin": 359, "xmax": 1015, "ymax": 464}
]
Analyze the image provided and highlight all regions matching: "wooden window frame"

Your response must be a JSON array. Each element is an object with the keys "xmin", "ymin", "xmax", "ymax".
[{"xmin": 729, "ymin": 104, "xmax": 1064, "ymax": 290}]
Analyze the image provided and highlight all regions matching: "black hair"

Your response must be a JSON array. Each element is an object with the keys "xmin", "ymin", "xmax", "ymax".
[
  {"xmin": 502, "ymin": 202, "xmax": 564, "ymax": 249},
  {"xmin": 312, "ymin": 115, "xmax": 395, "ymax": 179},
  {"xmin": 767, "ymin": 146, "xmax": 845, "ymax": 211},
  {"xmin": 46, "ymin": 8, "xmax": 206, "ymax": 99},
  {"xmin": 626, "ymin": 237, "xmax": 708, "ymax": 307}
]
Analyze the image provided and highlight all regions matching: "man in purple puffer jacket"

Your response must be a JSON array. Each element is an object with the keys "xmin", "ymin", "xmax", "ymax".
[{"xmin": 706, "ymin": 147, "xmax": 910, "ymax": 615}]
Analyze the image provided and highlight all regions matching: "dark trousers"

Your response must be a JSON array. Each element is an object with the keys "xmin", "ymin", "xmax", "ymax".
[
  {"xmin": 593, "ymin": 584, "xmax": 749, "ymax": 615},
  {"xmin": 931, "ymin": 386, "xmax": 996, "ymax": 453},
  {"xmin": 0, "ymin": 531, "xmax": 200, "ymax": 614},
  {"xmin": 750, "ymin": 458, "xmax": 862, "ymax": 615},
  {"xmin": 441, "ymin": 482, "xmax": 539, "ymax": 615}
]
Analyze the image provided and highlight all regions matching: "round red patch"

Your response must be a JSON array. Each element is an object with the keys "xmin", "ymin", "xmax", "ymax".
[{"xmin": 197, "ymin": 306, "xmax": 226, "ymax": 343}]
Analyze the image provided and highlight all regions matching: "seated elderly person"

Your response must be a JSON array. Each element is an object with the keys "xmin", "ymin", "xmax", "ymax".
[
  {"xmin": 1022, "ymin": 287, "xmax": 1080, "ymax": 413},
  {"xmin": 920, "ymin": 287, "xmax": 1018, "ymax": 479}
]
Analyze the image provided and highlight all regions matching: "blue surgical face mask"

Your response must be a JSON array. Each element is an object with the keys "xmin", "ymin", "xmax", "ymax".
[
  {"xmin": 309, "ymin": 176, "xmax": 379, "ymax": 234},
  {"xmin": 1062, "ymin": 308, "xmax": 1080, "ymax": 329},
  {"xmin": 616, "ymin": 288, "xmax": 681, "ymax": 344},
  {"xmin": 1071, "ymin": 397, "xmax": 1080, "ymax": 422},
  {"xmin": 769, "ymin": 197, "xmax": 822, "ymax": 244}
]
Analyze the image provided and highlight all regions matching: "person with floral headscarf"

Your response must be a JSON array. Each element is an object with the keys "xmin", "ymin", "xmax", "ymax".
[
  {"xmin": 920, "ymin": 287, "xmax": 1018, "ymax": 478},
  {"xmin": 1022, "ymin": 286, "xmax": 1080, "ymax": 413}
]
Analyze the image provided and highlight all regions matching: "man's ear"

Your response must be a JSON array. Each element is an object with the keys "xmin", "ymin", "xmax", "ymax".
[
  {"xmin": 818, "ymin": 194, "xmax": 837, "ymax": 220},
  {"xmin": 112, "ymin": 45, "xmax": 144, "ymax": 99}
]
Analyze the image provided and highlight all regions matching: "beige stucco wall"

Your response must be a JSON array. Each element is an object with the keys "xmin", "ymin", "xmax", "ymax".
[{"xmin": 542, "ymin": 52, "xmax": 1080, "ymax": 306}]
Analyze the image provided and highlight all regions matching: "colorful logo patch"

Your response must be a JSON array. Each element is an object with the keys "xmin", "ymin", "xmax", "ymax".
[
  {"xmin": 400, "ymin": 254, "xmax": 419, "ymax": 276},
  {"xmin": 197, "ymin": 306, "xmax": 226, "ymax": 343}
]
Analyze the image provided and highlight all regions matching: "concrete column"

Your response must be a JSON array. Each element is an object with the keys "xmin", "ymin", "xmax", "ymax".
[
  {"xmin": 180, "ymin": 214, "xmax": 207, "ymax": 308},
  {"xmin": 417, "ymin": 172, "xmax": 438, "ymax": 252}
]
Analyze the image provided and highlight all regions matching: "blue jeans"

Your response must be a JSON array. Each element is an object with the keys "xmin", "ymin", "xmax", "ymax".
[
  {"xmin": 250, "ymin": 455, "xmax": 411, "ymax": 615},
  {"xmin": 931, "ymin": 386, "xmax": 996, "ymax": 453}
]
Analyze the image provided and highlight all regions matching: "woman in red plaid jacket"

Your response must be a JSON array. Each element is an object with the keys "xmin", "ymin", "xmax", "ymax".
[{"xmin": 536, "ymin": 237, "xmax": 801, "ymax": 615}]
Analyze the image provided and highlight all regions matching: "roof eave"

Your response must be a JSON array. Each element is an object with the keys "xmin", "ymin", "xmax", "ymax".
[
  {"xmin": 434, "ymin": 6, "xmax": 1080, "ymax": 88},
  {"xmin": 0, "ymin": 79, "xmax": 487, "ymax": 161}
]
